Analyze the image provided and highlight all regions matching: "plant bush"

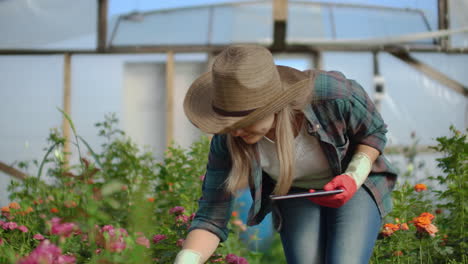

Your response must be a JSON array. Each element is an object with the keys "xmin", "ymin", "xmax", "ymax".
[
  {"xmin": 372, "ymin": 126, "xmax": 467, "ymax": 264},
  {"xmin": 0, "ymin": 114, "xmax": 265, "ymax": 263},
  {"xmin": 0, "ymin": 114, "xmax": 466, "ymax": 264}
]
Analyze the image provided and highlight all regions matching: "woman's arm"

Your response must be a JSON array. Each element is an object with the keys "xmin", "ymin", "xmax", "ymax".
[
  {"xmin": 175, "ymin": 229, "xmax": 220, "ymax": 263},
  {"xmin": 355, "ymin": 144, "xmax": 379, "ymax": 163}
]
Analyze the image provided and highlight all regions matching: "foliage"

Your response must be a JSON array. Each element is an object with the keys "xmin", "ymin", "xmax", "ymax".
[
  {"xmin": 1, "ymin": 114, "xmax": 466, "ymax": 264},
  {"xmin": 0, "ymin": 114, "xmax": 260, "ymax": 264},
  {"xmin": 371, "ymin": 127, "xmax": 467, "ymax": 264}
]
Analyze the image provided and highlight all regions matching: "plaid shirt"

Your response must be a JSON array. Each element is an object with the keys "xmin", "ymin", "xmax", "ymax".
[{"xmin": 188, "ymin": 70, "xmax": 398, "ymax": 242}]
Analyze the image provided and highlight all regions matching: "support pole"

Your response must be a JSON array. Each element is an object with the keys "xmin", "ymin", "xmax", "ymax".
[
  {"xmin": 97, "ymin": 0, "xmax": 108, "ymax": 52},
  {"xmin": 272, "ymin": 0, "xmax": 288, "ymax": 51},
  {"xmin": 312, "ymin": 51, "xmax": 323, "ymax": 70},
  {"xmin": 373, "ymin": 51, "xmax": 385, "ymax": 112},
  {"xmin": 165, "ymin": 51, "xmax": 175, "ymax": 148},
  {"xmin": 438, "ymin": 0, "xmax": 449, "ymax": 49},
  {"xmin": 63, "ymin": 54, "xmax": 72, "ymax": 163}
]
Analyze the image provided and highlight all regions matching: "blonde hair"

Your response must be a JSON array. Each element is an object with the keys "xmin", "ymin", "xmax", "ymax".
[
  {"xmin": 225, "ymin": 105, "xmax": 308, "ymax": 196},
  {"xmin": 224, "ymin": 71, "xmax": 314, "ymax": 196}
]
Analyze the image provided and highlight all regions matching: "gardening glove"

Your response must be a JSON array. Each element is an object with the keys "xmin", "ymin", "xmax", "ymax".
[
  {"xmin": 308, "ymin": 152, "xmax": 372, "ymax": 208},
  {"xmin": 174, "ymin": 249, "xmax": 203, "ymax": 264}
]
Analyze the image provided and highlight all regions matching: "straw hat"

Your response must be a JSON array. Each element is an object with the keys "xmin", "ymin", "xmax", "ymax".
[{"xmin": 183, "ymin": 45, "xmax": 314, "ymax": 134}]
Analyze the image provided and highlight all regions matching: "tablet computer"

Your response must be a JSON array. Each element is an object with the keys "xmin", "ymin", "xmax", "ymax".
[{"xmin": 269, "ymin": 189, "xmax": 344, "ymax": 200}]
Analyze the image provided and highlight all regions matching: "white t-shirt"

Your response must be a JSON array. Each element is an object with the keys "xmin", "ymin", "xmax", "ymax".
[{"xmin": 257, "ymin": 124, "xmax": 334, "ymax": 189}]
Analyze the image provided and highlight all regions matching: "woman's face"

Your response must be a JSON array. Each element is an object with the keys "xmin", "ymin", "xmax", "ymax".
[{"xmin": 229, "ymin": 114, "xmax": 275, "ymax": 144}]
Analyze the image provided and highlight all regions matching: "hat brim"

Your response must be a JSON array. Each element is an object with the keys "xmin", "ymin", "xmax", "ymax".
[{"xmin": 184, "ymin": 66, "xmax": 314, "ymax": 134}]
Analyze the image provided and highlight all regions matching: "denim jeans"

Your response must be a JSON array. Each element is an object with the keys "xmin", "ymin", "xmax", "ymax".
[{"xmin": 275, "ymin": 187, "xmax": 382, "ymax": 264}]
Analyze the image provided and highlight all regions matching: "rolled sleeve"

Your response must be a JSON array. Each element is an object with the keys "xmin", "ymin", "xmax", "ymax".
[
  {"xmin": 345, "ymin": 80, "xmax": 388, "ymax": 153},
  {"xmin": 188, "ymin": 135, "xmax": 234, "ymax": 242}
]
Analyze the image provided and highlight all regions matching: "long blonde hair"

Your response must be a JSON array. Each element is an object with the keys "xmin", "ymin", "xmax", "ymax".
[{"xmin": 225, "ymin": 104, "xmax": 308, "ymax": 196}]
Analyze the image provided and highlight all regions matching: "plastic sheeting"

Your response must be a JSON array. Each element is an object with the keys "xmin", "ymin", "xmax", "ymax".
[
  {"xmin": 322, "ymin": 52, "xmax": 466, "ymax": 146},
  {"xmin": 0, "ymin": 55, "xmax": 64, "ymax": 204},
  {"xmin": 110, "ymin": 2, "xmax": 273, "ymax": 46},
  {"xmin": 449, "ymin": 0, "xmax": 468, "ymax": 47},
  {"xmin": 0, "ymin": 0, "xmax": 96, "ymax": 49}
]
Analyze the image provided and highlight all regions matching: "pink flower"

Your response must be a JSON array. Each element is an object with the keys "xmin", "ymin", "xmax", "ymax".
[
  {"xmin": 176, "ymin": 238, "xmax": 185, "ymax": 247},
  {"xmin": 56, "ymin": 255, "xmax": 76, "ymax": 264},
  {"xmin": 136, "ymin": 236, "xmax": 150, "ymax": 248},
  {"xmin": 17, "ymin": 240, "xmax": 76, "ymax": 264},
  {"xmin": 175, "ymin": 214, "xmax": 189, "ymax": 224},
  {"xmin": 18, "ymin": 225, "xmax": 28, "ymax": 233},
  {"xmin": 225, "ymin": 253, "xmax": 249, "ymax": 264},
  {"xmin": 152, "ymin": 234, "xmax": 168, "ymax": 244},
  {"xmin": 2, "ymin": 221, "xmax": 18, "ymax": 230},
  {"xmin": 50, "ymin": 218, "xmax": 78, "ymax": 238},
  {"xmin": 200, "ymin": 175, "xmax": 205, "ymax": 181},
  {"xmin": 34, "ymin": 234, "xmax": 45, "ymax": 240},
  {"xmin": 169, "ymin": 206, "xmax": 185, "ymax": 215},
  {"xmin": 109, "ymin": 240, "xmax": 126, "ymax": 253},
  {"xmin": 101, "ymin": 225, "xmax": 114, "ymax": 232},
  {"xmin": 118, "ymin": 228, "xmax": 128, "ymax": 237},
  {"xmin": 0, "ymin": 238, "xmax": 4, "ymax": 246}
]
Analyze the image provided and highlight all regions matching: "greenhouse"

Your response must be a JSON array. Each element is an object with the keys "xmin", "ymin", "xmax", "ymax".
[{"xmin": 0, "ymin": 0, "xmax": 467, "ymax": 263}]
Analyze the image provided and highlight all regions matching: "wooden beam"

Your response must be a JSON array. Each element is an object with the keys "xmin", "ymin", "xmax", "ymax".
[
  {"xmin": 0, "ymin": 161, "xmax": 27, "ymax": 180},
  {"xmin": 272, "ymin": 0, "xmax": 288, "ymax": 51},
  {"xmin": 390, "ymin": 50, "xmax": 468, "ymax": 97},
  {"xmin": 165, "ymin": 51, "xmax": 175, "ymax": 148},
  {"xmin": 63, "ymin": 54, "xmax": 72, "ymax": 162},
  {"xmin": 97, "ymin": 0, "xmax": 108, "ymax": 52},
  {"xmin": 1, "ymin": 44, "xmax": 468, "ymax": 55},
  {"xmin": 438, "ymin": 0, "xmax": 449, "ymax": 48}
]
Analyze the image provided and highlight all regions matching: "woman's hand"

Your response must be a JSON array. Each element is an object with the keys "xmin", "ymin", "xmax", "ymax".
[{"xmin": 307, "ymin": 174, "xmax": 357, "ymax": 208}]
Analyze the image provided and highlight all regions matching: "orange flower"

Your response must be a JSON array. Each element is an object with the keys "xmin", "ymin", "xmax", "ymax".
[
  {"xmin": 419, "ymin": 212, "xmax": 435, "ymax": 221},
  {"xmin": 231, "ymin": 211, "xmax": 239, "ymax": 217},
  {"xmin": 147, "ymin": 197, "xmax": 155, "ymax": 202},
  {"xmin": 9, "ymin": 202, "xmax": 21, "ymax": 209},
  {"xmin": 412, "ymin": 212, "xmax": 438, "ymax": 236},
  {"xmin": 381, "ymin": 223, "xmax": 399, "ymax": 237},
  {"xmin": 50, "ymin": 207, "xmax": 59, "ymax": 214},
  {"xmin": 1, "ymin": 206, "xmax": 10, "ymax": 213},
  {"xmin": 412, "ymin": 216, "xmax": 431, "ymax": 228},
  {"xmin": 399, "ymin": 223, "xmax": 409, "ymax": 231},
  {"xmin": 424, "ymin": 224, "xmax": 439, "ymax": 237},
  {"xmin": 64, "ymin": 201, "xmax": 77, "ymax": 208},
  {"xmin": 414, "ymin": 183, "xmax": 427, "ymax": 192},
  {"xmin": 25, "ymin": 207, "xmax": 34, "ymax": 213},
  {"xmin": 392, "ymin": 251, "xmax": 404, "ymax": 256}
]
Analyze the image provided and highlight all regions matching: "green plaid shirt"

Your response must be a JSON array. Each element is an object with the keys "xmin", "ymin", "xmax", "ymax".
[{"xmin": 188, "ymin": 70, "xmax": 398, "ymax": 242}]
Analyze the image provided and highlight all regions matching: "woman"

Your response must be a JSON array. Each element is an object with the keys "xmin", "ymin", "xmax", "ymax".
[{"xmin": 176, "ymin": 45, "xmax": 397, "ymax": 264}]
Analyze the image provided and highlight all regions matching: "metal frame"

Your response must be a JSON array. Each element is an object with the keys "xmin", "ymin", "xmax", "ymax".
[{"xmin": 0, "ymin": 0, "xmax": 467, "ymax": 55}]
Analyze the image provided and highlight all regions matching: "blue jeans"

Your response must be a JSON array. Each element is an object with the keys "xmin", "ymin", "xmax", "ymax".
[{"xmin": 274, "ymin": 187, "xmax": 381, "ymax": 264}]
